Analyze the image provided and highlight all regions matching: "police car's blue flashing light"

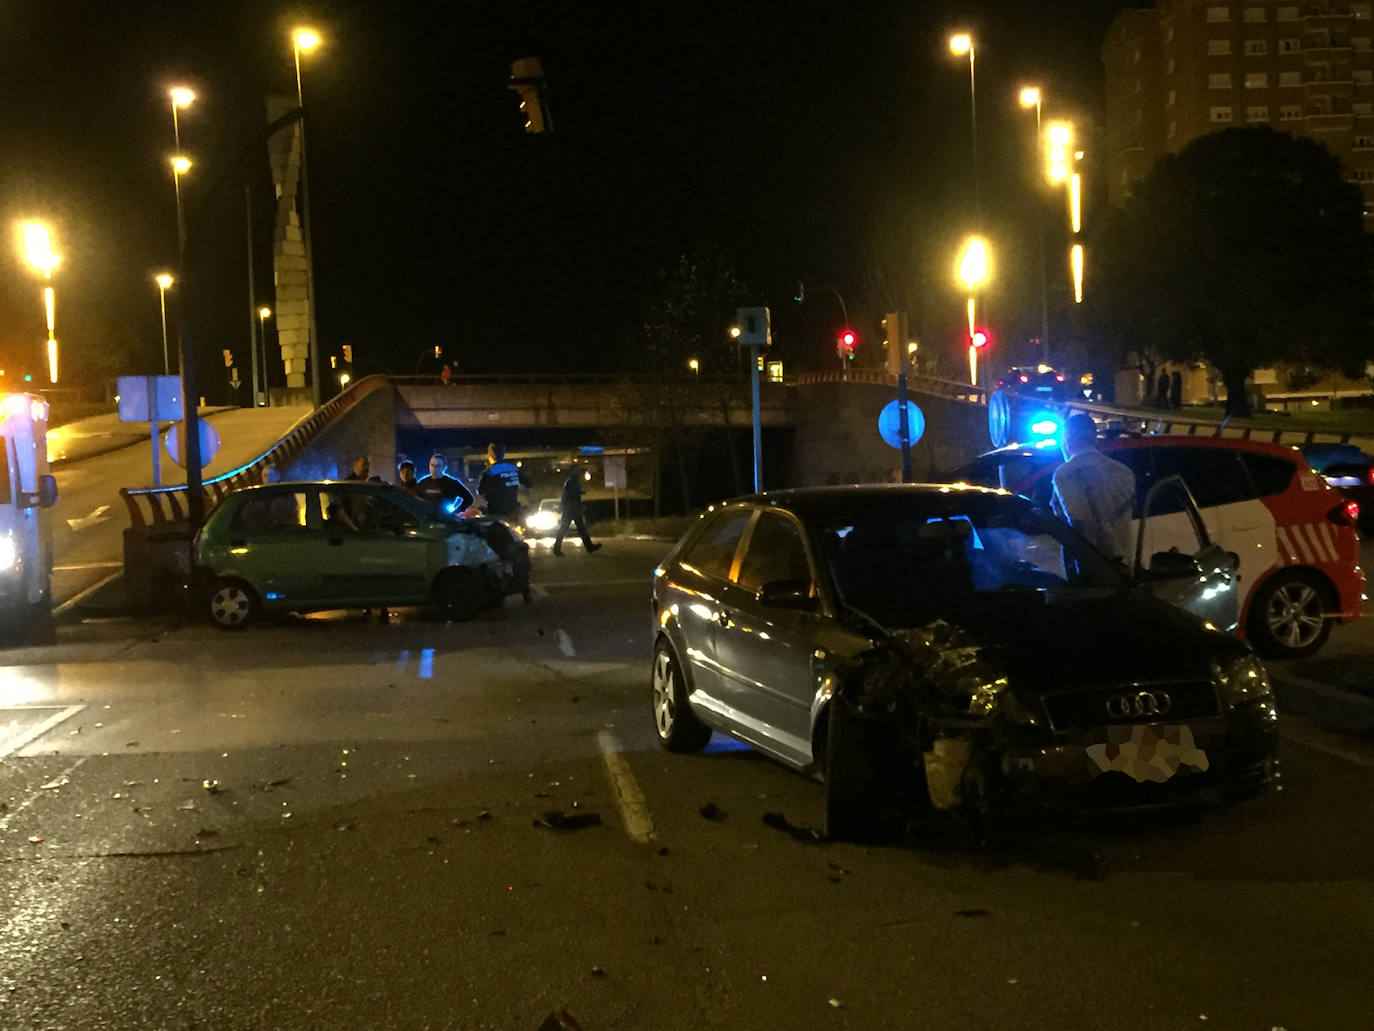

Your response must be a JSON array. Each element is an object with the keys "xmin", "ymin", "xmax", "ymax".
[
  {"xmin": 265, "ymin": 591, "xmax": 282, "ymax": 600},
  {"xmin": 1029, "ymin": 412, "xmax": 1062, "ymax": 438},
  {"xmin": 1034, "ymin": 437, "xmax": 1060, "ymax": 449}
]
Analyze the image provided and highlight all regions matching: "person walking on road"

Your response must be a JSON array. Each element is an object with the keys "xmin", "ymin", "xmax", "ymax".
[
  {"xmin": 552, "ymin": 469, "xmax": 601, "ymax": 556},
  {"xmin": 1051, "ymin": 413, "xmax": 1137, "ymax": 567}
]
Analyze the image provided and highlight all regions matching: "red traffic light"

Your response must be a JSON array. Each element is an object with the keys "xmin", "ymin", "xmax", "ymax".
[
  {"xmin": 835, "ymin": 329, "xmax": 858, "ymax": 360},
  {"xmin": 839, "ymin": 330, "xmax": 856, "ymax": 347},
  {"xmin": 971, "ymin": 330, "xmax": 989, "ymax": 349}
]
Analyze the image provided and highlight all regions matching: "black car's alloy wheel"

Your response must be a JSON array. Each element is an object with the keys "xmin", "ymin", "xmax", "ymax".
[
  {"xmin": 208, "ymin": 578, "xmax": 258, "ymax": 630},
  {"xmin": 651, "ymin": 640, "xmax": 711, "ymax": 752}
]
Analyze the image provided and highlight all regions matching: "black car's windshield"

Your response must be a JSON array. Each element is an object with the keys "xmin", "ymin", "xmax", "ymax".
[{"xmin": 812, "ymin": 492, "xmax": 1126, "ymax": 629}]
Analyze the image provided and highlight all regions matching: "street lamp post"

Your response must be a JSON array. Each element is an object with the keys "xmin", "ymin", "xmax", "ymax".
[
  {"xmin": 291, "ymin": 27, "xmax": 323, "ymax": 407},
  {"xmin": 154, "ymin": 273, "xmax": 174, "ymax": 375},
  {"xmin": 1019, "ymin": 86, "xmax": 1050, "ymax": 361},
  {"xmin": 169, "ymin": 88, "xmax": 195, "ymax": 257},
  {"xmin": 949, "ymin": 33, "xmax": 979, "ymax": 220},
  {"xmin": 688, "ymin": 358, "xmax": 699, "ymax": 375},
  {"xmin": 958, "ymin": 236, "xmax": 990, "ymax": 387},
  {"xmin": 21, "ymin": 223, "xmax": 59, "ymax": 383},
  {"xmin": 257, "ymin": 307, "xmax": 273, "ymax": 407}
]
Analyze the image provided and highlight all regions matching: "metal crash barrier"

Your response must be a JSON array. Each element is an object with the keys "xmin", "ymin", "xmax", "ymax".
[{"xmin": 117, "ymin": 377, "xmax": 390, "ymax": 612}]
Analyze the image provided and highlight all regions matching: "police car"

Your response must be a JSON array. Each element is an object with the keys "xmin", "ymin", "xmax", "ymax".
[
  {"xmin": 1, "ymin": 393, "xmax": 59, "ymax": 637},
  {"xmin": 949, "ymin": 434, "xmax": 1365, "ymax": 659}
]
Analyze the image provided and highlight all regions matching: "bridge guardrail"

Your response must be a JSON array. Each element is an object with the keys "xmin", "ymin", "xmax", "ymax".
[
  {"xmin": 1058, "ymin": 396, "xmax": 1374, "ymax": 451},
  {"xmin": 118, "ymin": 375, "xmax": 391, "ymax": 529},
  {"xmin": 788, "ymin": 368, "xmax": 988, "ymax": 403}
]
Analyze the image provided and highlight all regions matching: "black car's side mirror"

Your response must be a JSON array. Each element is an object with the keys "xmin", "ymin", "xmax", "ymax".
[
  {"xmin": 1141, "ymin": 550, "xmax": 1199, "ymax": 580},
  {"xmin": 756, "ymin": 578, "xmax": 817, "ymax": 611}
]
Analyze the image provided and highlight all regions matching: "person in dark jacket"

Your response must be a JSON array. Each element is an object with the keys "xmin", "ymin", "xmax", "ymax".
[
  {"xmin": 1170, "ymin": 369, "xmax": 1183, "ymax": 409},
  {"xmin": 552, "ymin": 469, "xmax": 601, "ymax": 556},
  {"xmin": 478, "ymin": 443, "xmax": 530, "ymax": 521},
  {"xmin": 344, "ymin": 456, "xmax": 382, "ymax": 482},
  {"xmin": 396, "ymin": 460, "xmax": 420, "ymax": 494},
  {"xmin": 416, "ymin": 453, "xmax": 475, "ymax": 514},
  {"xmin": 1155, "ymin": 370, "xmax": 1170, "ymax": 408}
]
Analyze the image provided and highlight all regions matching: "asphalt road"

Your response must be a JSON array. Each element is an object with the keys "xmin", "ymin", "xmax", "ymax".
[{"xmin": 2, "ymin": 538, "xmax": 1373, "ymax": 1030}]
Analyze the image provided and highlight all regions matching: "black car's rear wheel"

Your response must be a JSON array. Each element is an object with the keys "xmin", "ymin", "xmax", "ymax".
[
  {"xmin": 651, "ymin": 639, "xmax": 711, "ymax": 752},
  {"xmin": 208, "ymin": 578, "xmax": 258, "ymax": 630},
  {"xmin": 1248, "ymin": 570, "xmax": 1334, "ymax": 659}
]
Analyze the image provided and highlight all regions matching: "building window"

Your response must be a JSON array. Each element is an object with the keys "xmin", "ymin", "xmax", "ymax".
[
  {"xmin": 1209, "ymin": 72, "xmax": 1234, "ymax": 89},
  {"xmin": 1356, "ymin": 101, "xmax": 1374, "ymax": 115},
  {"xmin": 1208, "ymin": 38, "xmax": 1232, "ymax": 55},
  {"xmin": 1278, "ymin": 38, "xmax": 1301, "ymax": 54},
  {"xmin": 1167, "ymin": 120, "xmax": 1177, "ymax": 138},
  {"xmin": 1245, "ymin": 72, "xmax": 1269, "ymax": 88},
  {"xmin": 1206, "ymin": 6, "xmax": 1231, "ymax": 22},
  {"xmin": 1244, "ymin": 39, "xmax": 1268, "ymax": 56},
  {"xmin": 1166, "ymin": 57, "xmax": 1176, "ymax": 74},
  {"xmin": 1357, "ymin": 70, "xmax": 1374, "ymax": 84},
  {"xmin": 1134, "ymin": 47, "xmax": 1142, "ymax": 64},
  {"xmin": 1279, "ymin": 71, "xmax": 1303, "ymax": 86},
  {"xmin": 1354, "ymin": 3, "xmax": 1373, "ymax": 19},
  {"xmin": 1351, "ymin": 168, "xmax": 1374, "ymax": 182},
  {"xmin": 1355, "ymin": 37, "xmax": 1372, "ymax": 51},
  {"xmin": 1167, "ymin": 88, "xmax": 1177, "ymax": 106},
  {"xmin": 1164, "ymin": 24, "xmax": 1175, "ymax": 43},
  {"xmin": 1243, "ymin": 6, "xmax": 1266, "ymax": 22},
  {"xmin": 1280, "ymin": 104, "xmax": 1304, "ymax": 120},
  {"xmin": 1356, "ymin": 135, "xmax": 1374, "ymax": 148},
  {"xmin": 1277, "ymin": 6, "xmax": 1299, "ymax": 21},
  {"xmin": 1210, "ymin": 106, "xmax": 1234, "ymax": 122},
  {"xmin": 1246, "ymin": 105, "xmax": 1270, "ymax": 121}
]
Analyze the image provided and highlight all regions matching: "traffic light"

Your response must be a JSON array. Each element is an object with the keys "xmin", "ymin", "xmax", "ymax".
[
  {"xmin": 971, "ymin": 329, "xmax": 989, "ymax": 349},
  {"xmin": 836, "ymin": 329, "xmax": 857, "ymax": 360},
  {"xmin": 342, "ymin": 344, "xmax": 353, "ymax": 364},
  {"xmin": 509, "ymin": 57, "xmax": 552, "ymax": 133}
]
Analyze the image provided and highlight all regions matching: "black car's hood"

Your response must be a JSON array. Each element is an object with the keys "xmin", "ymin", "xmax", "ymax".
[{"xmin": 898, "ymin": 588, "xmax": 1245, "ymax": 696}]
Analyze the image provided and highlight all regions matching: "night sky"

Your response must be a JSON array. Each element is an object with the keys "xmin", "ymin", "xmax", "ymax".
[{"xmin": 0, "ymin": 1, "xmax": 1144, "ymax": 396}]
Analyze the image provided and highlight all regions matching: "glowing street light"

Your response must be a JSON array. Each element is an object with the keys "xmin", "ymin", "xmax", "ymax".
[
  {"xmin": 154, "ymin": 272, "xmax": 174, "ymax": 374},
  {"xmin": 20, "ymin": 222, "xmax": 60, "ymax": 383},
  {"xmin": 688, "ymin": 358, "xmax": 700, "ymax": 374},
  {"xmin": 1020, "ymin": 85, "xmax": 1050, "ymax": 359},
  {"xmin": 948, "ymin": 32, "xmax": 979, "ymax": 218},
  {"xmin": 291, "ymin": 26, "xmax": 324, "ymax": 407},
  {"xmin": 256, "ymin": 306, "xmax": 273, "ymax": 407},
  {"xmin": 1045, "ymin": 121, "xmax": 1074, "ymax": 183},
  {"xmin": 957, "ymin": 236, "xmax": 991, "ymax": 388}
]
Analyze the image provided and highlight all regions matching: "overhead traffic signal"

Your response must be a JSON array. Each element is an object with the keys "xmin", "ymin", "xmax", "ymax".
[
  {"xmin": 971, "ymin": 329, "xmax": 989, "ymax": 349},
  {"xmin": 836, "ymin": 329, "xmax": 857, "ymax": 360}
]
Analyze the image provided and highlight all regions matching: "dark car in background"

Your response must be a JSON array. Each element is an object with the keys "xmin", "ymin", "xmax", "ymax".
[
  {"xmin": 994, "ymin": 364, "xmax": 1070, "ymax": 402},
  {"xmin": 194, "ymin": 481, "xmax": 530, "ymax": 628},
  {"xmin": 650, "ymin": 485, "xmax": 1276, "ymax": 839},
  {"xmin": 1300, "ymin": 442, "xmax": 1374, "ymax": 533}
]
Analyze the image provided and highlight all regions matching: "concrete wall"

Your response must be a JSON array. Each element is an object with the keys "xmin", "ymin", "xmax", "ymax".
[
  {"xmin": 786, "ymin": 382, "xmax": 992, "ymax": 487},
  {"xmin": 282, "ymin": 383, "xmax": 399, "ymax": 482}
]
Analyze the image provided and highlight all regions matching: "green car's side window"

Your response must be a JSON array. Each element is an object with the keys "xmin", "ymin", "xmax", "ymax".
[{"xmin": 233, "ymin": 492, "xmax": 311, "ymax": 532}]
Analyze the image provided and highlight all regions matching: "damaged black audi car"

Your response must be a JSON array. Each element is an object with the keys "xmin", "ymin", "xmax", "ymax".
[{"xmin": 650, "ymin": 485, "xmax": 1278, "ymax": 839}]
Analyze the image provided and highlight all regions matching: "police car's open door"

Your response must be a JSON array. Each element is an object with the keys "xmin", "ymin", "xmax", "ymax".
[{"xmin": 1135, "ymin": 474, "xmax": 1239, "ymax": 632}]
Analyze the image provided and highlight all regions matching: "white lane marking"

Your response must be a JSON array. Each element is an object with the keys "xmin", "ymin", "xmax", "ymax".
[
  {"xmin": 1281, "ymin": 722, "xmax": 1374, "ymax": 768},
  {"xmin": 0, "ymin": 705, "xmax": 87, "ymax": 762},
  {"xmin": 597, "ymin": 731, "xmax": 655, "ymax": 844},
  {"xmin": 0, "ymin": 754, "xmax": 91, "ymax": 833},
  {"xmin": 556, "ymin": 629, "xmax": 575, "ymax": 658},
  {"xmin": 529, "ymin": 584, "xmax": 549, "ymax": 599},
  {"xmin": 53, "ymin": 562, "xmax": 123, "ymax": 572},
  {"xmin": 65, "ymin": 505, "xmax": 111, "ymax": 531},
  {"xmin": 52, "ymin": 570, "xmax": 123, "ymax": 617}
]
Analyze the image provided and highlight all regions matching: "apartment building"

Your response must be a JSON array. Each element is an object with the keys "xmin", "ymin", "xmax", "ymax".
[{"xmin": 1104, "ymin": 0, "xmax": 1374, "ymax": 218}]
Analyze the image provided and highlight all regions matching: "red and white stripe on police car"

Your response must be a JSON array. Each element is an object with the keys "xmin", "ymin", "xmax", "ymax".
[{"xmin": 1275, "ymin": 522, "xmax": 1340, "ymax": 565}]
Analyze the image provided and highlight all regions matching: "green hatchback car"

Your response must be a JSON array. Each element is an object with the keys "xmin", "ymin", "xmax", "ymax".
[{"xmin": 193, "ymin": 481, "xmax": 531, "ymax": 628}]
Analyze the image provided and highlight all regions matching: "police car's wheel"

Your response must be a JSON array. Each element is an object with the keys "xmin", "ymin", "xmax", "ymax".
[
  {"xmin": 208, "ymin": 578, "xmax": 258, "ymax": 630},
  {"xmin": 1248, "ymin": 571, "xmax": 1333, "ymax": 659},
  {"xmin": 651, "ymin": 639, "xmax": 711, "ymax": 752}
]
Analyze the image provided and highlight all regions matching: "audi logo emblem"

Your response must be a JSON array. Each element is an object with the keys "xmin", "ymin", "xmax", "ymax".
[{"xmin": 1105, "ymin": 690, "xmax": 1172, "ymax": 719}]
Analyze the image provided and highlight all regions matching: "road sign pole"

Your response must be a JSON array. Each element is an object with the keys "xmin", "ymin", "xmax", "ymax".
[
  {"xmin": 751, "ymin": 346, "xmax": 762, "ymax": 493},
  {"xmin": 148, "ymin": 375, "xmax": 162, "ymax": 488},
  {"xmin": 897, "ymin": 343, "xmax": 913, "ymax": 483}
]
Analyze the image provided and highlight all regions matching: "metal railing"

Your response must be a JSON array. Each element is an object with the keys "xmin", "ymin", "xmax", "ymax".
[{"xmin": 118, "ymin": 375, "xmax": 391, "ymax": 529}]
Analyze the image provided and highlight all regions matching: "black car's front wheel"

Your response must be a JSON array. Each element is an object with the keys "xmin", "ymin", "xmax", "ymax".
[
  {"xmin": 823, "ymin": 699, "xmax": 884, "ymax": 842},
  {"xmin": 208, "ymin": 578, "xmax": 258, "ymax": 630},
  {"xmin": 434, "ymin": 567, "xmax": 494, "ymax": 622},
  {"xmin": 1248, "ymin": 570, "xmax": 1334, "ymax": 659},
  {"xmin": 651, "ymin": 639, "xmax": 711, "ymax": 752}
]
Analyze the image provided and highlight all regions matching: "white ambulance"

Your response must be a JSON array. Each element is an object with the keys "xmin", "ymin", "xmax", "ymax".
[{"xmin": 1, "ymin": 393, "xmax": 59, "ymax": 633}]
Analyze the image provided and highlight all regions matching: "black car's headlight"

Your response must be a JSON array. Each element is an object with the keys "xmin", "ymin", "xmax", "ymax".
[{"xmin": 1212, "ymin": 655, "xmax": 1273, "ymax": 709}]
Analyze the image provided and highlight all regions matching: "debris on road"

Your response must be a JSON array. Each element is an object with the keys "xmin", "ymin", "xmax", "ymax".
[
  {"xmin": 538, "ymin": 1010, "xmax": 585, "ymax": 1031},
  {"xmin": 40, "ymin": 777, "xmax": 70, "ymax": 790},
  {"xmin": 28, "ymin": 835, "xmax": 43, "ymax": 844},
  {"xmin": 590, "ymin": 966, "xmax": 606, "ymax": 978},
  {"xmin": 761, "ymin": 811, "xmax": 824, "ymax": 843},
  {"xmin": 954, "ymin": 908, "xmax": 990, "ymax": 918},
  {"xmin": 699, "ymin": 802, "xmax": 725, "ymax": 821},
  {"xmin": 202, "ymin": 779, "xmax": 224, "ymax": 795},
  {"xmin": 533, "ymin": 809, "xmax": 603, "ymax": 831}
]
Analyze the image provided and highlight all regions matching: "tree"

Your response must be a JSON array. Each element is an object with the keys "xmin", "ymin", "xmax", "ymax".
[{"xmin": 1085, "ymin": 127, "xmax": 1372, "ymax": 415}]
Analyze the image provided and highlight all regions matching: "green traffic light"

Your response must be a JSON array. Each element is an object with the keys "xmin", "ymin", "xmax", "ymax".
[{"xmin": 23, "ymin": 373, "xmax": 32, "ymax": 382}]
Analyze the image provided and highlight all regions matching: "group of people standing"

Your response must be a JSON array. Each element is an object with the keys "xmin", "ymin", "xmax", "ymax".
[
  {"xmin": 345, "ymin": 445, "xmax": 599, "ymax": 553},
  {"xmin": 1154, "ymin": 368, "xmax": 1185, "ymax": 410}
]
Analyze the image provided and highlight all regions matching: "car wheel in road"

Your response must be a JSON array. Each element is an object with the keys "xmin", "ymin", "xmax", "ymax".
[
  {"xmin": 208, "ymin": 578, "xmax": 259, "ymax": 630},
  {"xmin": 435, "ymin": 568, "xmax": 490, "ymax": 622},
  {"xmin": 823, "ymin": 699, "xmax": 883, "ymax": 842},
  {"xmin": 651, "ymin": 639, "xmax": 711, "ymax": 752},
  {"xmin": 1248, "ymin": 570, "xmax": 1334, "ymax": 659}
]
